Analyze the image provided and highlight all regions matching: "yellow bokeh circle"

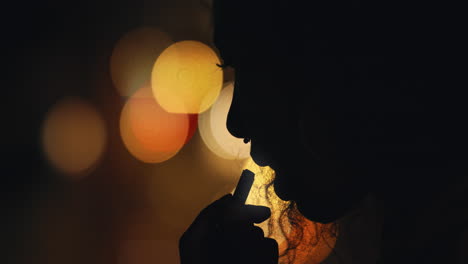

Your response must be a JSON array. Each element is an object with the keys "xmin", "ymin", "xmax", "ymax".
[{"xmin": 151, "ymin": 40, "xmax": 223, "ymax": 114}]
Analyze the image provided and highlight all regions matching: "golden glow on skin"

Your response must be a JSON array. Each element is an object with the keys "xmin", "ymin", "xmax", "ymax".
[
  {"xmin": 151, "ymin": 40, "xmax": 223, "ymax": 114},
  {"xmin": 120, "ymin": 85, "xmax": 190, "ymax": 163},
  {"xmin": 241, "ymin": 158, "xmax": 337, "ymax": 264},
  {"xmin": 198, "ymin": 82, "xmax": 251, "ymax": 160},
  {"xmin": 42, "ymin": 97, "xmax": 107, "ymax": 178},
  {"xmin": 110, "ymin": 27, "xmax": 173, "ymax": 97}
]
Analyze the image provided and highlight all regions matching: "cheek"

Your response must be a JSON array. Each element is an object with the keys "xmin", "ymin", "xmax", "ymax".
[{"xmin": 301, "ymin": 110, "xmax": 339, "ymax": 161}]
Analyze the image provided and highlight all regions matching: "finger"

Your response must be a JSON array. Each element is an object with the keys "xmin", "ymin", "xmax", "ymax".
[
  {"xmin": 197, "ymin": 193, "xmax": 232, "ymax": 222},
  {"xmin": 182, "ymin": 193, "xmax": 232, "ymax": 238},
  {"xmin": 226, "ymin": 225, "xmax": 265, "ymax": 241},
  {"xmin": 182, "ymin": 194, "xmax": 271, "ymax": 243},
  {"xmin": 226, "ymin": 204, "xmax": 271, "ymax": 224},
  {"xmin": 244, "ymin": 205, "xmax": 271, "ymax": 223},
  {"xmin": 250, "ymin": 225, "xmax": 265, "ymax": 238},
  {"xmin": 233, "ymin": 169, "xmax": 255, "ymax": 203}
]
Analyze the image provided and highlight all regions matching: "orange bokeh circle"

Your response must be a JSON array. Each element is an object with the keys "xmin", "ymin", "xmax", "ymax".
[{"xmin": 120, "ymin": 85, "xmax": 190, "ymax": 163}]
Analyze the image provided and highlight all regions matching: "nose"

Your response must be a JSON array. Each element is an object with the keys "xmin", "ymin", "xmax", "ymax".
[{"xmin": 226, "ymin": 78, "xmax": 250, "ymax": 140}]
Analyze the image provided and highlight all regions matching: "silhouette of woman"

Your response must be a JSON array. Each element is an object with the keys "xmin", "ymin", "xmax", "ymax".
[{"xmin": 180, "ymin": 1, "xmax": 468, "ymax": 263}]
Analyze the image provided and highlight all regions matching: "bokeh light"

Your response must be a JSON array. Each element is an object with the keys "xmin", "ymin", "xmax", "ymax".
[
  {"xmin": 151, "ymin": 40, "xmax": 223, "ymax": 114},
  {"xmin": 198, "ymin": 82, "xmax": 251, "ymax": 160},
  {"xmin": 119, "ymin": 239, "xmax": 179, "ymax": 264},
  {"xmin": 185, "ymin": 114, "xmax": 199, "ymax": 144},
  {"xmin": 120, "ymin": 84, "xmax": 190, "ymax": 163},
  {"xmin": 241, "ymin": 158, "xmax": 337, "ymax": 264},
  {"xmin": 110, "ymin": 27, "xmax": 173, "ymax": 97},
  {"xmin": 42, "ymin": 97, "xmax": 107, "ymax": 178}
]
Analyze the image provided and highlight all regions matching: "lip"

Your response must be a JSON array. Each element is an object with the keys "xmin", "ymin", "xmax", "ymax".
[{"xmin": 250, "ymin": 142, "xmax": 274, "ymax": 168}]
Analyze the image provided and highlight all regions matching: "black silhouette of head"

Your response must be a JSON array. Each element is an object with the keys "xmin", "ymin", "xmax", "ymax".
[{"xmin": 213, "ymin": 0, "xmax": 466, "ymax": 223}]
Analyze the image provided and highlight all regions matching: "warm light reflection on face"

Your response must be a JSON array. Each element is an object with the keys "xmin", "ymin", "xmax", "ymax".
[
  {"xmin": 198, "ymin": 82, "xmax": 251, "ymax": 160},
  {"xmin": 151, "ymin": 40, "xmax": 223, "ymax": 114},
  {"xmin": 241, "ymin": 158, "xmax": 337, "ymax": 264},
  {"xmin": 42, "ymin": 97, "xmax": 107, "ymax": 178},
  {"xmin": 120, "ymin": 85, "xmax": 190, "ymax": 163},
  {"xmin": 110, "ymin": 27, "xmax": 173, "ymax": 97}
]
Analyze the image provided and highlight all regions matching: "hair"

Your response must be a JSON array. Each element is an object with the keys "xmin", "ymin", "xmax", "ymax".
[
  {"xmin": 215, "ymin": 0, "xmax": 466, "ymax": 262},
  {"xmin": 248, "ymin": 164, "xmax": 340, "ymax": 264},
  {"xmin": 269, "ymin": 185, "xmax": 340, "ymax": 264}
]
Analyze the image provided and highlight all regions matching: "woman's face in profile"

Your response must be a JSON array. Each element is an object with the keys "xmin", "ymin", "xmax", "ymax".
[
  {"xmin": 212, "ymin": 0, "xmax": 368, "ymax": 223},
  {"xmin": 224, "ymin": 62, "xmax": 322, "ymax": 209},
  {"xmin": 222, "ymin": 57, "xmax": 365, "ymax": 222}
]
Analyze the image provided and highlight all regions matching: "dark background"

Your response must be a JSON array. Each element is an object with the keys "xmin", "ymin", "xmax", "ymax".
[
  {"xmin": 3, "ymin": 1, "xmax": 220, "ymax": 263},
  {"xmin": 2, "ymin": 1, "xmax": 467, "ymax": 264}
]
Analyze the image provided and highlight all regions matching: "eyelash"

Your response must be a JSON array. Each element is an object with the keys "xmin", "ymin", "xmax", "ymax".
[{"xmin": 216, "ymin": 63, "xmax": 228, "ymax": 69}]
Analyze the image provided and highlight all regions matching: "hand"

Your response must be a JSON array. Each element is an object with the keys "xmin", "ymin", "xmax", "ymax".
[{"xmin": 179, "ymin": 194, "xmax": 279, "ymax": 264}]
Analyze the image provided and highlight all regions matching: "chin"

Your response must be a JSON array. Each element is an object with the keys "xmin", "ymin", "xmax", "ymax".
[
  {"xmin": 250, "ymin": 144, "xmax": 276, "ymax": 168},
  {"xmin": 272, "ymin": 167, "xmax": 297, "ymax": 202}
]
